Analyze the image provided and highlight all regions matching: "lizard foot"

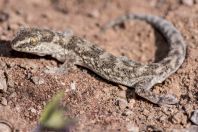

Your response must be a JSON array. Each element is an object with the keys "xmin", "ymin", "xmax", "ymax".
[{"xmin": 135, "ymin": 87, "xmax": 178, "ymax": 105}]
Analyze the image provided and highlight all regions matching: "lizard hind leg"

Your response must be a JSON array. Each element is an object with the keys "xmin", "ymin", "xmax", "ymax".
[{"xmin": 134, "ymin": 80, "xmax": 178, "ymax": 105}]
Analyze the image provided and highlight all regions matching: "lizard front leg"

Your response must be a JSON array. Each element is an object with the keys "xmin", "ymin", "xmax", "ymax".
[{"xmin": 45, "ymin": 52, "xmax": 80, "ymax": 74}]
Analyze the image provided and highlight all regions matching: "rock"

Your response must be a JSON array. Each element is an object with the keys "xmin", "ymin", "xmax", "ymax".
[
  {"xmin": 70, "ymin": 81, "xmax": 76, "ymax": 91},
  {"xmin": 1, "ymin": 97, "xmax": 7, "ymax": 106},
  {"xmin": 87, "ymin": 10, "xmax": 100, "ymax": 18},
  {"xmin": 0, "ymin": 11, "xmax": 9, "ymax": 22},
  {"xmin": 18, "ymin": 64, "xmax": 29, "ymax": 70},
  {"xmin": 31, "ymin": 76, "xmax": 45, "ymax": 85},
  {"xmin": 0, "ymin": 70, "xmax": 7, "ymax": 92},
  {"xmin": 117, "ymin": 90, "xmax": 126, "ymax": 99},
  {"xmin": 181, "ymin": 0, "xmax": 194, "ymax": 6},
  {"xmin": 190, "ymin": 109, "xmax": 198, "ymax": 125},
  {"xmin": 9, "ymin": 92, "xmax": 17, "ymax": 99},
  {"xmin": 7, "ymin": 77, "xmax": 15, "ymax": 88},
  {"xmin": 171, "ymin": 111, "xmax": 187, "ymax": 124},
  {"xmin": 6, "ymin": 62, "xmax": 15, "ymax": 68},
  {"xmin": 0, "ymin": 62, "xmax": 7, "ymax": 69},
  {"xmin": 118, "ymin": 85, "xmax": 128, "ymax": 91},
  {"xmin": 126, "ymin": 124, "xmax": 139, "ymax": 132},
  {"xmin": 122, "ymin": 109, "xmax": 133, "ymax": 116},
  {"xmin": 128, "ymin": 99, "xmax": 135, "ymax": 110},
  {"xmin": 171, "ymin": 125, "xmax": 198, "ymax": 132},
  {"xmin": 29, "ymin": 107, "xmax": 37, "ymax": 113},
  {"xmin": 116, "ymin": 97, "xmax": 128, "ymax": 110},
  {"xmin": 187, "ymin": 125, "xmax": 198, "ymax": 132},
  {"xmin": 0, "ymin": 120, "xmax": 12, "ymax": 132}
]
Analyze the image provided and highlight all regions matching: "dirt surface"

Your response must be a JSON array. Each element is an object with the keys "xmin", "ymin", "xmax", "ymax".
[{"xmin": 0, "ymin": 0, "xmax": 198, "ymax": 131}]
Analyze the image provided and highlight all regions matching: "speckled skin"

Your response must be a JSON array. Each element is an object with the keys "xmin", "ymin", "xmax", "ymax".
[{"xmin": 11, "ymin": 14, "xmax": 186, "ymax": 105}]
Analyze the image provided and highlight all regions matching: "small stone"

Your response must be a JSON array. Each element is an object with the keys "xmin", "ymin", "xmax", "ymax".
[
  {"xmin": 6, "ymin": 62, "xmax": 15, "ymax": 68},
  {"xmin": 15, "ymin": 105, "xmax": 21, "ymax": 112},
  {"xmin": 123, "ymin": 109, "xmax": 133, "ymax": 116},
  {"xmin": 9, "ymin": 92, "xmax": 17, "ymax": 99},
  {"xmin": 0, "ymin": 62, "xmax": 7, "ymax": 69},
  {"xmin": 70, "ymin": 81, "xmax": 76, "ymax": 91},
  {"xmin": 128, "ymin": 99, "xmax": 136, "ymax": 110},
  {"xmin": 159, "ymin": 115, "xmax": 167, "ymax": 122},
  {"xmin": 188, "ymin": 125, "xmax": 198, "ymax": 132},
  {"xmin": 172, "ymin": 111, "xmax": 187, "ymax": 124},
  {"xmin": 0, "ymin": 11, "xmax": 9, "ymax": 22},
  {"xmin": 171, "ymin": 125, "xmax": 198, "ymax": 132},
  {"xmin": 143, "ymin": 109, "xmax": 150, "ymax": 115},
  {"xmin": 117, "ymin": 90, "xmax": 126, "ymax": 99},
  {"xmin": 29, "ymin": 107, "xmax": 37, "ymax": 113},
  {"xmin": 19, "ymin": 63, "xmax": 29, "ymax": 70},
  {"xmin": 87, "ymin": 10, "xmax": 100, "ymax": 18},
  {"xmin": 1, "ymin": 97, "xmax": 7, "ymax": 106},
  {"xmin": 0, "ymin": 120, "xmax": 12, "ymax": 132},
  {"xmin": 181, "ymin": 0, "xmax": 194, "ymax": 6},
  {"xmin": 79, "ymin": 111, "xmax": 84, "ymax": 114},
  {"xmin": 126, "ymin": 124, "xmax": 139, "ymax": 132},
  {"xmin": 190, "ymin": 109, "xmax": 198, "ymax": 125},
  {"xmin": 7, "ymin": 78, "xmax": 15, "ymax": 88},
  {"xmin": 118, "ymin": 85, "xmax": 128, "ymax": 90},
  {"xmin": 31, "ymin": 76, "xmax": 45, "ymax": 85},
  {"xmin": 0, "ymin": 70, "xmax": 7, "ymax": 92},
  {"xmin": 27, "ymin": 62, "xmax": 38, "ymax": 70},
  {"xmin": 116, "ymin": 97, "xmax": 128, "ymax": 110}
]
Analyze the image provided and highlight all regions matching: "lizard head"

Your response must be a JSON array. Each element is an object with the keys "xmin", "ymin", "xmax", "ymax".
[{"xmin": 11, "ymin": 28, "xmax": 56, "ymax": 56}]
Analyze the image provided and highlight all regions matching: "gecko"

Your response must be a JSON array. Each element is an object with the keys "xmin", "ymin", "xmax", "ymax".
[{"xmin": 11, "ymin": 14, "xmax": 186, "ymax": 105}]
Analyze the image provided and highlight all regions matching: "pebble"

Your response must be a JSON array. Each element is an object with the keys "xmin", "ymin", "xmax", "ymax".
[
  {"xmin": 0, "ymin": 62, "xmax": 7, "ymax": 69},
  {"xmin": 116, "ymin": 97, "xmax": 128, "ymax": 110},
  {"xmin": 187, "ymin": 125, "xmax": 198, "ymax": 132},
  {"xmin": 172, "ymin": 125, "xmax": 198, "ymax": 132},
  {"xmin": 0, "ymin": 70, "xmax": 7, "ymax": 92},
  {"xmin": 117, "ymin": 90, "xmax": 126, "ymax": 99},
  {"xmin": 181, "ymin": 0, "xmax": 194, "ymax": 6},
  {"xmin": 29, "ymin": 107, "xmax": 37, "ymax": 113},
  {"xmin": 128, "ymin": 99, "xmax": 135, "ymax": 110},
  {"xmin": 126, "ymin": 124, "xmax": 139, "ymax": 132},
  {"xmin": 1, "ymin": 97, "xmax": 7, "ymax": 106},
  {"xmin": 7, "ymin": 78, "xmax": 15, "ymax": 88},
  {"xmin": 87, "ymin": 10, "xmax": 100, "ymax": 18},
  {"xmin": 172, "ymin": 111, "xmax": 187, "ymax": 124},
  {"xmin": 0, "ymin": 11, "xmax": 9, "ymax": 22},
  {"xmin": 70, "ymin": 81, "xmax": 76, "ymax": 91},
  {"xmin": 9, "ymin": 92, "xmax": 17, "ymax": 99},
  {"xmin": 118, "ymin": 85, "xmax": 128, "ymax": 91},
  {"xmin": 31, "ymin": 76, "xmax": 45, "ymax": 85},
  {"xmin": 0, "ymin": 120, "xmax": 12, "ymax": 132},
  {"xmin": 122, "ymin": 109, "xmax": 133, "ymax": 116},
  {"xmin": 190, "ymin": 109, "xmax": 198, "ymax": 125}
]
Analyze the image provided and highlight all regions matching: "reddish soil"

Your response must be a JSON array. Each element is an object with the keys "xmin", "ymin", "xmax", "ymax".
[{"xmin": 0, "ymin": 0, "xmax": 198, "ymax": 131}]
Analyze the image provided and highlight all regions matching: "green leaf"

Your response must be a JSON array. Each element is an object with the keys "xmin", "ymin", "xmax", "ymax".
[{"xmin": 39, "ymin": 91, "xmax": 66, "ymax": 128}]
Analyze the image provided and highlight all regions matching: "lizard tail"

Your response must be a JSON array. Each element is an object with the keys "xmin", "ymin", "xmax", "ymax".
[{"xmin": 102, "ymin": 13, "xmax": 186, "ymax": 79}]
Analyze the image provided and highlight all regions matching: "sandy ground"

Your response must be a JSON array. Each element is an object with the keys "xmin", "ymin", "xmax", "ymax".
[{"xmin": 0, "ymin": 0, "xmax": 198, "ymax": 131}]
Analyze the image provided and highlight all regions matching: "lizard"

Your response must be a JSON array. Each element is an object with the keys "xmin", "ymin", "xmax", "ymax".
[{"xmin": 11, "ymin": 14, "xmax": 186, "ymax": 105}]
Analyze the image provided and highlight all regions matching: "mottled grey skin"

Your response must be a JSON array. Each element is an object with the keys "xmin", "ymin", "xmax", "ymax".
[{"xmin": 11, "ymin": 14, "xmax": 186, "ymax": 105}]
